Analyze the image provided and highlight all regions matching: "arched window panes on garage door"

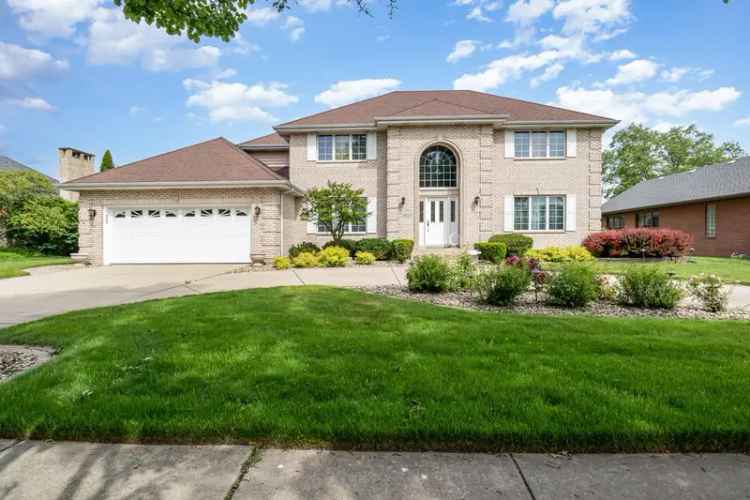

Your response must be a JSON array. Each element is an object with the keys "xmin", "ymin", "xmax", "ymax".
[{"xmin": 419, "ymin": 146, "xmax": 457, "ymax": 188}]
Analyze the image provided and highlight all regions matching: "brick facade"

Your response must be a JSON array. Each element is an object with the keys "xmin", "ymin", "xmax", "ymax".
[{"xmin": 603, "ymin": 196, "xmax": 750, "ymax": 256}]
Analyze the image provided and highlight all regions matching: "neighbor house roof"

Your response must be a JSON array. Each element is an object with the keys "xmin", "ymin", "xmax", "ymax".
[
  {"xmin": 60, "ymin": 137, "xmax": 301, "ymax": 192},
  {"xmin": 0, "ymin": 155, "xmax": 58, "ymax": 183},
  {"xmin": 237, "ymin": 131, "xmax": 288, "ymax": 150},
  {"xmin": 602, "ymin": 157, "xmax": 750, "ymax": 214},
  {"xmin": 275, "ymin": 90, "xmax": 617, "ymax": 130}
]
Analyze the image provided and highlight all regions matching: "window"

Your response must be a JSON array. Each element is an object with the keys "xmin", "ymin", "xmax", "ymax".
[
  {"xmin": 419, "ymin": 201, "xmax": 424, "ymax": 223},
  {"xmin": 607, "ymin": 215, "xmax": 625, "ymax": 229},
  {"xmin": 114, "ymin": 211, "xmax": 126, "ymax": 218},
  {"xmin": 200, "ymin": 209, "xmax": 213, "ymax": 217},
  {"xmin": 318, "ymin": 134, "xmax": 368, "ymax": 161},
  {"xmin": 148, "ymin": 210, "xmax": 160, "ymax": 218},
  {"xmin": 164, "ymin": 210, "xmax": 177, "ymax": 218},
  {"xmin": 706, "ymin": 204, "xmax": 717, "ymax": 238},
  {"xmin": 130, "ymin": 210, "xmax": 143, "ymax": 218},
  {"xmin": 235, "ymin": 209, "xmax": 248, "ymax": 217},
  {"xmin": 217, "ymin": 208, "xmax": 231, "ymax": 217},
  {"xmin": 636, "ymin": 210, "xmax": 659, "ymax": 228},
  {"xmin": 419, "ymin": 146, "xmax": 457, "ymax": 188},
  {"xmin": 315, "ymin": 198, "xmax": 367, "ymax": 234},
  {"xmin": 514, "ymin": 196, "xmax": 566, "ymax": 231},
  {"xmin": 450, "ymin": 200, "xmax": 456, "ymax": 223},
  {"xmin": 183, "ymin": 209, "xmax": 196, "ymax": 218},
  {"xmin": 514, "ymin": 131, "xmax": 566, "ymax": 158}
]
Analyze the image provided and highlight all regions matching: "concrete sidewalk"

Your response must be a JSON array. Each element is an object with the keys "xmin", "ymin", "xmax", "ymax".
[{"xmin": 1, "ymin": 440, "xmax": 748, "ymax": 499}]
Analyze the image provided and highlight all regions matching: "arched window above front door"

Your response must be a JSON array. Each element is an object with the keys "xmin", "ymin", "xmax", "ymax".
[{"xmin": 419, "ymin": 146, "xmax": 457, "ymax": 188}]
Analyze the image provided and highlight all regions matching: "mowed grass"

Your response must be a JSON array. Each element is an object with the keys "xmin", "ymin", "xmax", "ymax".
[
  {"xmin": 0, "ymin": 248, "xmax": 72, "ymax": 279},
  {"xmin": 548, "ymin": 257, "xmax": 750, "ymax": 285},
  {"xmin": 0, "ymin": 286, "xmax": 749, "ymax": 452}
]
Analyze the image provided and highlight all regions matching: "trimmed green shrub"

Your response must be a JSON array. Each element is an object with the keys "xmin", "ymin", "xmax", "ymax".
[
  {"xmin": 7, "ymin": 196, "xmax": 78, "ymax": 255},
  {"xmin": 391, "ymin": 239, "xmax": 415, "ymax": 263},
  {"xmin": 407, "ymin": 255, "xmax": 451, "ymax": 293},
  {"xmin": 688, "ymin": 274, "xmax": 729, "ymax": 312},
  {"xmin": 448, "ymin": 253, "xmax": 478, "ymax": 291},
  {"xmin": 292, "ymin": 252, "xmax": 320, "ymax": 268},
  {"xmin": 474, "ymin": 265, "xmax": 531, "ymax": 306},
  {"xmin": 289, "ymin": 241, "xmax": 320, "ymax": 258},
  {"xmin": 489, "ymin": 234, "xmax": 533, "ymax": 256},
  {"xmin": 319, "ymin": 246, "xmax": 350, "ymax": 267},
  {"xmin": 526, "ymin": 245, "xmax": 594, "ymax": 263},
  {"xmin": 546, "ymin": 263, "xmax": 599, "ymax": 308},
  {"xmin": 323, "ymin": 239, "xmax": 357, "ymax": 257},
  {"xmin": 617, "ymin": 267, "xmax": 683, "ymax": 309},
  {"xmin": 474, "ymin": 241, "xmax": 507, "ymax": 264},
  {"xmin": 355, "ymin": 238, "xmax": 391, "ymax": 260},
  {"xmin": 273, "ymin": 256, "xmax": 291, "ymax": 270},
  {"xmin": 354, "ymin": 251, "xmax": 376, "ymax": 265}
]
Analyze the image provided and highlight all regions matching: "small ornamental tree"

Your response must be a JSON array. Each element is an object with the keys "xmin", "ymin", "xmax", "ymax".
[
  {"xmin": 100, "ymin": 150, "xmax": 114, "ymax": 171},
  {"xmin": 302, "ymin": 182, "xmax": 368, "ymax": 245},
  {"xmin": 0, "ymin": 171, "xmax": 57, "ymax": 228}
]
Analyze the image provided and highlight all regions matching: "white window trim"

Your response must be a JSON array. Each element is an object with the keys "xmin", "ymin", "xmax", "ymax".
[
  {"xmin": 317, "ymin": 134, "xmax": 368, "ymax": 163},
  {"xmin": 513, "ymin": 130, "xmax": 567, "ymax": 160},
  {"xmin": 513, "ymin": 195, "xmax": 566, "ymax": 232},
  {"xmin": 310, "ymin": 196, "xmax": 370, "ymax": 235}
]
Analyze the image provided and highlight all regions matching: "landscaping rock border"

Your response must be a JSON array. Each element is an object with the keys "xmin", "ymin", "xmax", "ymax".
[
  {"xmin": 0, "ymin": 345, "xmax": 55, "ymax": 382},
  {"xmin": 360, "ymin": 286, "xmax": 750, "ymax": 321}
]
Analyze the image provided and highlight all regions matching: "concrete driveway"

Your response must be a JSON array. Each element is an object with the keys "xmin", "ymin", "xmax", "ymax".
[{"xmin": 0, "ymin": 264, "xmax": 407, "ymax": 328}]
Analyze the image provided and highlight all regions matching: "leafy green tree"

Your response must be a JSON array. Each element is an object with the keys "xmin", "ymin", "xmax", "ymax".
[
  {"xmin": 114, "ymin": 0, "xmax": 396, "ymax": 42},
  {"xmin": 100, "ymin": 150, "xmax": 115, "ymax": 171},
  {"xmin": 603, "ymin": 124, "xmax": 745, "ymax": 198},
  {"xmin": 301, "ymin": 182, "xmax": 368, "ymax": 245},
  {"xmin": 0, "ymin": 171, "xmax": 57, "ymax": 228},
  {"xmin": 7, "ymin": 197, "xmax": 79, "ymax": 255}
]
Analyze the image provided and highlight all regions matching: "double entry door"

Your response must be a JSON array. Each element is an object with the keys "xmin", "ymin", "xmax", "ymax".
[{"xmin": 419, "ymin": 197, "xmax": 458, "ymax": 247}]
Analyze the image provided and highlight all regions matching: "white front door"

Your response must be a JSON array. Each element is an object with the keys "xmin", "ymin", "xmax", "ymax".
[{"xmin": 419, "ymin": 197, "xmax": 458, "ymax": 247}]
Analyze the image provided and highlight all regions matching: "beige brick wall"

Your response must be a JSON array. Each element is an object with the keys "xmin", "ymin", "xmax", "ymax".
[{"xmin": 77, "ymin": 188, "xmax": 289, "ymax": 265}]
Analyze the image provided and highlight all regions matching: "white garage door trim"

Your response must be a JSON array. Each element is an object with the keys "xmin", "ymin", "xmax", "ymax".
[{"xmin": 104, "ymin": 206, "xmax": 252, "ymax": 264}]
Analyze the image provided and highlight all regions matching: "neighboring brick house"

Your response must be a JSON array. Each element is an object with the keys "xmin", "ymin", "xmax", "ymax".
[
  {"xmin": 61, "ymin": 90, "xmax": 616, "ymax": 265},
  {"xmin": 601, "ymin": 157, "xmax": 750, "ymax": 257}
]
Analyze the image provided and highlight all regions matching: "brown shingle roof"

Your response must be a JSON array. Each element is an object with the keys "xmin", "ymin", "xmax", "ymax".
[
  {"xmin": 238, "ymin": 131, "xmax": 288, "ymax": 149},
  {"xmin": 277, "ymin": 90, "xmax": 617, "ymax": 128},
  {"xmin": 62, "ymin": 137, "xmax": 284, "ymax": 185}
]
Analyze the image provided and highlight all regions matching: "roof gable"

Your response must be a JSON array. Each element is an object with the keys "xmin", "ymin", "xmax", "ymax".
[{"xmin": 238, "ymin": 131, "xmax": 289, "ymax": 149}]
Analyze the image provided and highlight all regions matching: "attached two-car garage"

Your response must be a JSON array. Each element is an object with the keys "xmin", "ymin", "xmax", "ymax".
[{"xmin": 104, "ymin": 207, "xmax": 253, "ymax": 264}]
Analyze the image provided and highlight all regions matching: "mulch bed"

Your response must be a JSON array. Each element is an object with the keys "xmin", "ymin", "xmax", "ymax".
[
  {"xmin": 0, "ymin": 346, "xmax": 54, "ymax": 382},
  {"xmin": 361, "ymin": 286, "xmax": 750, "ymax": 321}
]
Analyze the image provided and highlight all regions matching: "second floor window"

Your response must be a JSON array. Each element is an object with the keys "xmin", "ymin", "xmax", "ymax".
[
  {"xmin": 514, "ymin": 131, "xmax": 566, "ymax": 158},
  {"xmin": 318, "ymin": 134, "xmax": 367, "ymax": 161},
  {"xmin": 420, "ymin": 146, "xmax": 457, "ymax": 188}
]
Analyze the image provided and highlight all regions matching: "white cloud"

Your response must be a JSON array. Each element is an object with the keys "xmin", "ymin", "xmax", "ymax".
[
  {"xmin": 467, "ymin": 6, "xmax": 492, "ymax": 22},
  {"xmin": 215, "ymin": 68, "xmax": 238, "ymax": 80},
  {"xmin": 0, "ymin": 42, "xmax": 69, "ymax": 80},
  {"xmin": 447, "ymin": 40, "xmax": 478, "ymax": 63},
  {"xmin": 184, "ymin": 79, "xmax": 298, "ymax": 123},
  {"xmin": 376, "ymin": 35, "xmax": 390, "ymax": 42},
  {"xmin": 8, "ymin": 0, "xmax": 100, "ymax": 38},
  {"xmin": 530, "ymin": 62, "xmax": 564, "ymax": 87},
  {"xmin": 7, "ymin": 96, "xmax": 56, "ymax": 111},
  {"xmin": 553, "ymin": 0, "xmax": 631, "ymax": 36},
  {"xmin": 86, "ymin": 8, "xmax": 221, "ymax": 71},
  {"xmin": 284, "ymin": 16, "xmax": 305, "ymax": 42},
  {"xmin": 246, "ymin": 6, "xmax": 282, "ymax": 25},
  {"xmin": 554, "ymin": 85, "xmax": 742, "ymax": 126},
  {"xmin": 733, "ymin": 117, "xmax": 750, "ymax": 127},
  {"xmin": 129, "ymin": 105, "xmax": 144, "ymax": 117},
  {"xmin": 652, "ymin": 121, "xmax": 677, "ymax": 132},
  {"xmin": 608, "ymin": 49, "xmax": 636, "ymax": 61},
  {"xmin": 660, "ymin": 67, "xmax": 689, "ymax": 83},
  {"xmin": 506, "ymin": 0, "xmax": 554, "ymax": 25},
  {"xmin": 454, "ymin": 50, "xmax": 561, "ymax": 91},
  {"xmin": 605, "ymin": 59, "xmax": 660, "ymax": 86},
  {"xmin": 315, "ymin": 78, "xmax": 401, "ymax": 108}
]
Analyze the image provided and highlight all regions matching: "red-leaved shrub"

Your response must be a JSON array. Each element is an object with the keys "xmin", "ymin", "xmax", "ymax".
[{"xmin": 583, "ymin": 228, "xmax": 692, "ymax": 258}]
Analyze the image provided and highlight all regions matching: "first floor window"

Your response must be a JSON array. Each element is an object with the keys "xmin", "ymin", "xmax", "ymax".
[
  {"xmin": 636, "ymin": 210, "xmax": 659, "ymax": 228},
  {"xmin": 514, "ymin": 130, "xmax": 566, "ymax": 158},
  {"xmin": 706, "ymin": 204, "xmax": 717, "ymax": 238},
  {"xmin": 514, "ymin": 196, "xmax": 565, "ymax": 231},
  {"xmin": 607, "ymin": 215, "xmax": 625, "ymax": 229},
  {"xmin": 316, "ymin": 197, "xmax": 367, "ymax": 234}
]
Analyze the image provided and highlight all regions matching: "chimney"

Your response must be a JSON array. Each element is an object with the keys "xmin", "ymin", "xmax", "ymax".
[{"xmin": 58, "ymin": 147, "xmax": 95, "ymax": 202}]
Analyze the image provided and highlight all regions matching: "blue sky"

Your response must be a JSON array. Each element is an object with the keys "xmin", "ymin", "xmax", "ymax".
[{"xmin": 1, "ymin": 0, "xmax": 749, "ymax": 178}]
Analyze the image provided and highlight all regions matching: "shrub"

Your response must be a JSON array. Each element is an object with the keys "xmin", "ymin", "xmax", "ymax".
[
  {"xmin": 273, "ymin": 256, "xmax": 291, "ymax": 270},
  {"xmin": 474, "ymin": 241, "xmax": 507, "ymax": 264},
  {"xmin": 355, "ymin": 251, "xmax": 376, "ymax": 265},
  {"xmin": 583, "ymin": 228, "xmax": 692, "ymax": 258},
  {"xmin": 617, "ymin": 266, "xmax": 683, "ymax": 309},
  {"xmin": 323, "ymin": 239, "xmax": 357, "ymax": 256},
  {"xmin": 526, "ymin": 245, "xmax": 594, "ymax": 263},
  {"xmin": 7, "ymin": 196, "xmax": 78, "ymax": 255},
  {"xmin": 292, "ymin": 252, "xmax": 320, "ymax": 268},
  {"xmin": 474, "ymin": 265, "xmax": 531, "ymax": 306},
  {"xmin": 319, "ymin": 246, "xmax": 350, "ymax": 267},
  {"xmin": 289, "ymin": 241, "xmax": 320, "ymax": 258},
  {"xmin": 355, "ymin": 238, "xmax": 391, "ymax": 260},
  {"xmin": 597, "ymin": 275, "xmax": 617, "ymax": 303},
  {"xmin": 391, "ymin": 239, "xmax": 415, "ymax": 263},
  {"xmin": 489, "ymin": 234, "xmax": 533, "ymax": 256},
  {"xmin": 546, "ymin": 263, "xmax": 599, "ymax": 308},
  {"xmin": 688, "ymin": 274, "xmax": 729, "ymax": 312},
  {"xmin": 407, "ymin": 255, "xmax": 451, "ymax": 293},
  {"xmin": 448, "ymin": 253, "xmax": 478, "ymax": 290}
]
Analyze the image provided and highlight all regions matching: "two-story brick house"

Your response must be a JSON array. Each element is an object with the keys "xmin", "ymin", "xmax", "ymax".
[{"xmin": 61, "ymin": 90, "xmax": 616, "ymax": 265}]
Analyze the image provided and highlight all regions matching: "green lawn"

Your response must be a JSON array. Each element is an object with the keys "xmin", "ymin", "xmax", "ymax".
[
  {"xmin": 548, "ymin": 257, "xmax": 750, "ymax": 285},
  {"xmin": 0, "ymin": 248, "xmax": 73, "ymax": 279},
  {"xmin": 0, "ymin": 286, "xmax": 749, "ymax": 452}
]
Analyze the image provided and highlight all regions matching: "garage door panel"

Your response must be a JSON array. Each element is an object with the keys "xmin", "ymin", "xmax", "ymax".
[{"xmin": 107, "ymin": 207, "xmax": 252, "ymax": 264}]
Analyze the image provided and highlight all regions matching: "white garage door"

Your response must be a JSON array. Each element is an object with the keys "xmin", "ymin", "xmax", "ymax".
[{"xmin": 106, "ymin": 207, "xmax": 252, "ymax": 264}]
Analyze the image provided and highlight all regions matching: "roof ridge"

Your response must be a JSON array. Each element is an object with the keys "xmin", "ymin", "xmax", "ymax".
[
  {"xmin": 467, "ymin": 90, "xmax": 616, "ymax": 122},
  {"xmin": 277, "ymin": 91, "xmax": 404, "ymax": 128},
  {"xmin": 431, "ymin": 96, "xmax": 495, "ymax": 115},
  {"xmin": 220, "ymin": 137, "xmax": 285, "ymax": 181}
]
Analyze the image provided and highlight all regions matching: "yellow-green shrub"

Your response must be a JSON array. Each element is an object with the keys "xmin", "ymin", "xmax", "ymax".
[
  {"xmin": 273, "ymin": 256, "xmax": 291, "ymax": 270},
  {"xmin": 526, "ymin": 245, "xmax": 594, "ymax": 263},
  {"xmin": 355, "ymin": 251, "xmax": 376, "ymax": 265},
  {"xmin": 292, "ymin": 251, "xmax": 320, "ymax": 268},
  {"xmin": 319, "ymin": 246, "xmax": 350, "ymax": 267}
]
